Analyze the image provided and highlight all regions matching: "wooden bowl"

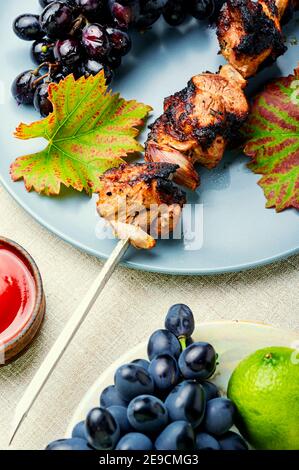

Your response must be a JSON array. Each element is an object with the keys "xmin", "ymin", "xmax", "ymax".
[{"xmin": 0, "ymin": 237, "xmax": 46, "ymax": 364}]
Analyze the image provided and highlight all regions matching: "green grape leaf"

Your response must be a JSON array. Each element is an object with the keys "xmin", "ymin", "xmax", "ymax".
[
  {"xmin": 11, "ymin": 72, "xmax": 152, "ymax": 196},
  {"xmin": 243, "ymin": 67, "xmax": 299, "ymax": 212}
]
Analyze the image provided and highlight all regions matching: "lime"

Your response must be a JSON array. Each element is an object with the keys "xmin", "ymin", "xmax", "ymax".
[{"xmin": 228, "ymin": 346, "xmax": 299, "ymax": 450}]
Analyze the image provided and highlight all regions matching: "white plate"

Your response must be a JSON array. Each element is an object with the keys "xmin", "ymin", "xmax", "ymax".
[{"xmin": 67, "ymin": 321, "xmax": 299, "ymax": 437}]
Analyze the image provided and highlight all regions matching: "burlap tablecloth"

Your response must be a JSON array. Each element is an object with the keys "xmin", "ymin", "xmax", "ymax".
[{"xmin": 0, "ymin": 183, "xmax": 298, "ymax": 450}]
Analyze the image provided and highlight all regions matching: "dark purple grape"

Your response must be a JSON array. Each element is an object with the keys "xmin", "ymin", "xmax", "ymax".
[
  {"xmin": 31, "ymin": 38, "xmax": 55, "ymax": 65},
  {"xmin": 127, "ymin": 395, "xmax": 168, "ymax": 434},
  {"xmin": 165, "ymin": 380, "xmax": 206, "ymax": 428},
  {"xmin": 155, "ymin": 421, "xmax": 194, "ymax": 451},
  {"xmin": 100, "ymin": 384, "xmax": 129, "ymax": 408},
  {"xmin": 131, "ymin": 359, "xmax": 150, "ymax": 371},
  {"xmin": 54, "ymin": 39, "xmax": 82, "ymax": 66},
  {"xmin": 40, "ymin": 2, "xmax": 74, "ymax": 38},
  {"xmin": 218, "ymin": 431, "xmax": 248, "ymax": 450},
  {"xmin": 46, "ymin": 438, "xmax": 92, "ymax": 450},
  {"xmin": 147, "ymin": 329, "xmax": 181, "ymax": 361},
  {"xmin": 82, "ymin": 23, "xmax": 111, "ymax": 60},
  {"xmin": 39, "ymin": 0, "xmax": 56, "ymax": 7},
  {"xmin": 114, "ymin": 364, "xmax": 154, "ymax": 401},
  {"xmin": 202, "ymin": 381, "xmax": 220, "ymax": 401},
  {"xmin": 195, "ymin": 432, "xmax": 221, "ymax": 450},
  {"xmin": 107, "ymin": 406, "xmax": 132, "ymax": 435},
  {"xmin": 66, "ymin": 0, "xmax": 79, "ymax": 6},
  {"xmin": 13, "ymin": 14, "xmax": 44, "ymax": 41},
  {"xmin": 50, "ymin": 68, "xmax": 68, "ymax": 82},
  {"xmin": 40, "ymin": 0, "xmax": 78, "ymax": 8},
  {"xmin": 76, "ymin": 0, "xmax": 104, "ymax": 16},
  {"xmin": 178, "ymin": 342, "xmax": 217, "ymax": 380},
  {"xmin": 189, "ymin": 0, "xmax": 215, "ymax": 20},
  {"xmin": 104, "ymin": 54, "xmax": 122, "ymax": 69},
  {"xmin": 209, "ymin": 0, "xmax": 226, "ymax": 23},
  {"xmin": 99, "ymin": 65, "xmax": 113, "ymax": 82},
  {"xmin": 63, "ymin": 64, "xmax": 82, "ymax": 79},
  {"xmin": 11, "ymin": 70, "xmax": 37, "ymax": 105},
  {"xmin": 106, "ymin": 27, "xmax": 131, "ymax": 56},
  {"xmin": 79, "ymin": 59, "xmax": 114, "ymax": 83},
  {"xmin": 50, "ymin": 70, "xmax": 65, "ymax": 83},
  {"xmin": 148, "ymin": 354, "xmax": 180, "ymax": 395},
  {"xmin": 85, "ymin": 407, "xmax": 120, "ymax": 450},
  {"xmin": 72, "ymin": 421, "xmax": 88, "ymax": 440},
  {"xmin": 110, "ymin": 2, "xmax": 133, "ymax": 29},
  {"xmin": 163, "ymin": 0, "xmax": 187, "ymax": 26},
  {"xmin": 144, "ymin": 0, "xmax": 168, "ymax": 10},
  {"xmin": 50, "ymin": 63, "xmax": 80, "ymax": 81},
  {"xmin": 116, "ymin": 432, "xmax": 153, "ymax": 450},
  {"xmin": 202, "ymin": 398, "xmax": 235, "ymax": 435},
  {"xmin": 165, "ymin": 304, "xmax": 195, "ymax": 338},
  {"xmin": 135, "ymin": 0, "xmax": 167, "ymax": 28},
  {"xmin": 34, "ymin": 82, "xmax": 53, "ymax": 117}
]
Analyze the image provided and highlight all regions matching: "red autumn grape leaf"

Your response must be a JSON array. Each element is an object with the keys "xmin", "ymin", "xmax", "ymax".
[
  {"xmin": 243, "ymin": 67, "xmax": 299, "ymax": 212},
  {"xmin": 11, "ymin": 72, "xmax": 152, "ymax": 196}
]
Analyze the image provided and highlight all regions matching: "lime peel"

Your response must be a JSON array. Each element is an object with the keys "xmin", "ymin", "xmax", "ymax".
[{"xmin": 228, "ymin": 346, "xmax": 299, "ymax": 450}]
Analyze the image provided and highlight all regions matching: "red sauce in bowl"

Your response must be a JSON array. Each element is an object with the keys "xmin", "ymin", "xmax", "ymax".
[{"xmin": 0, "ymin": 246, "xmax": 36, "ymax": 344}]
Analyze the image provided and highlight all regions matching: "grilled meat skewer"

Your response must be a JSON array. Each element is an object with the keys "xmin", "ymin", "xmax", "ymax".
[
  {"xmin": 217, "ymin": 0, "xmax": 297, "ymax": 78},
  {"xmin": 145, "ymin": 65, "xmax": 249, "ymax": 189},
  {"xmin": 97, "ymin": 162, "xmax": 186, "ymax": 249}
]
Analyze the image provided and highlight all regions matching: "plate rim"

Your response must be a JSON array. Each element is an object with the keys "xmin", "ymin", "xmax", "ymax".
[
  {"xmin": 65, "ymin": 320, "xmax": 299, "ymax": 437},
  {"xmin": 1, "ymin": 175, "xmax": 298, "ymax": 275}
]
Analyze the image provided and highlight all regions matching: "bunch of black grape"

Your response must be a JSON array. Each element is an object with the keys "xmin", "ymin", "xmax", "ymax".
[
  {"xmin": 12, "ymin": 1, "xmax": 129, "ymax": 117},
  {"xmin": 12, "ymin": 1, "xmax": 220, "ymax": 118},
  {"xmin": 46, "ymin": 304, "xmax": 248, "ymax": 451}
]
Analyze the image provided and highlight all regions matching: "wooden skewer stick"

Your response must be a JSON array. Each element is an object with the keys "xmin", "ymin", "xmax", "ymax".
[{"xmin": 8, "ymin": 237, "xmax": 130, "ymax": 447}]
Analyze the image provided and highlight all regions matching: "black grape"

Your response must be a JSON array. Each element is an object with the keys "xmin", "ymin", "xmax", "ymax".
[
  {"xmin": 155, "ymin": 421, "xmax": 195, "ymax": 451},
  {"xmin": 46, "ymin": 438, "xmax": 92, "ymax": 450},
  {"xmin": 76, "ymin": 0, "xmax": 104, "ymax": 16},
  {"xmin": 13, "ymin": 14, "xmax": 44, "ymax": 41},
  {"xmin": 135, "ymin": 0, "xmax": 168, "ymax": 28},
  {"xmin": 178, "ymin": 342, "xmax": 217, "ymax": 380},
  {"xmin": 33, "ymin": 82, "xmax": 53, "ymax": 117},
  {"xmin": 82, "ymin": 23, "xmax": 111, "ymax": 60},
  {"xmin": 85, "ymin": 407, "xmax": 120, "ymax": 450},
  {"xmin": 165, "ymin": 303, "xmax": 195, "ymax": 338},
  {"xmin": 79, "ymin": 59, "xmax": 114, "ymax": 84},
  {"xmin": 189, "ymin": 0, "xmax": 215, "ymax": 20},
  {"xmin": 104, "ymin": 54, "xmax": 122, "ymax": 69},
  {"xmin": 106, "ymin": 27, "xmax": 132, "ymax": 56},
  {"xmin": 31, "ymin": 38, "xmax": 55, "ymax": 65},
  {"xmin": 39, "ymin": 0, "xmax": 56, "ymax": 7},
  {"xmin": 54, "ymin": 39, "xmax": 82, "ymax": 66},
  {"xmin": 11, "ymin": 70, "xmax": 37, "ymax": 105},
  {"xmin": 109, "ymin": 1, "xmax": 134, "ymax": 29},
  {"xmin": 147, "ymin": 329, "xmax": 181, "ymax": 361},
  {"xmin": 39, "ymin": 0, "xmax": 78, "ymax": 7},
  {"xmin": 163, "ymin": 0, "xmax": 187, "ymax": 26},
  {"xmin": 40, "ymin": 2, "xmax": 74, "ymax": 38}
]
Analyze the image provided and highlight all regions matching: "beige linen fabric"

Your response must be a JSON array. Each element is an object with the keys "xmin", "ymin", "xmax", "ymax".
[{"xmin": 0, "ymin": 183, "xmax": 298, "ymax": 450}]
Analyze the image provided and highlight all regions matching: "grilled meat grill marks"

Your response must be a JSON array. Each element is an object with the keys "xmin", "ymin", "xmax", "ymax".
[
  {"xmin": 216, "ymin": 0, "xmax": 291, "ymax": 78},
  {"xmin": 145, "ymin": 65, "xmax": 249, "ymax": 189},
  {"xmin": 97, "ymin": 163, "xmax": 186, "ymax": 249},
  {"xmin": 97, "ymin": 0, "xmax": 298, "ymax": 246}
]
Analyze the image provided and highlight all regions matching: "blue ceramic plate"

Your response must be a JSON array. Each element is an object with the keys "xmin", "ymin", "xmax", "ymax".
[{"xmin": 0, "ymin": 1, "xmax": 298, "ymax": 275}]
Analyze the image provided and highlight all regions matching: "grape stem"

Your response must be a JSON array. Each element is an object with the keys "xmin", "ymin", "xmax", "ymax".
[
  {"xmin": 179, "ymin": 336, "xmax": 187, "ymax": 351},
  {"xmin": 33, "ymin": 62, "xmax": 51, "ymax": 76},
  {"xmin": 33, "ymin": 73, "xmax": 50, "ymax": 87},
  {"xmin": 69, "ymin": 14, "xmax": 88, "ymax": 36}
]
